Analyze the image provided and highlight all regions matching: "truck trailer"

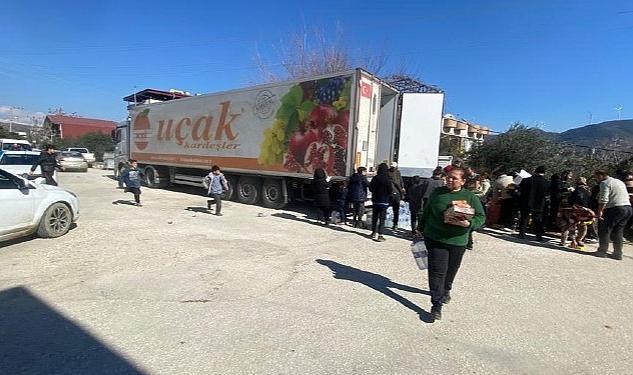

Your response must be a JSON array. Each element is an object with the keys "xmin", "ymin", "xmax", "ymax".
[{"xmin": 113, "ymin": 68, "xmax": 443, "ymax": 208}]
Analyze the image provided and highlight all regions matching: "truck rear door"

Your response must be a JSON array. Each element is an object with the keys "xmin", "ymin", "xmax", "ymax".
[{"xmin": 353, "ymin": 72, "xmax": 382, "ymax": 172}]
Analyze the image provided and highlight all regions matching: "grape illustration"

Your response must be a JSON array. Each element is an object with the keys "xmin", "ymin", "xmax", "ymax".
[{"xmin": 316, "ymin": 77, "xmax": 345, "ymax": 105}]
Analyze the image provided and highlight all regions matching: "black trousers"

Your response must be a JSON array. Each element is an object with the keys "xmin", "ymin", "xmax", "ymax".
[
  {"xmin": 318, "ymin": 206, "xmax": 332, "ymax": 223},
  {"xmin": 372, "ymin": 205, "xmax": 387, "ymax": 235},
  {"xmin": 519, "ymin": 208, "xmax": 545, "ymax": 238},
  {"xmin": 500, "ymin": 199, "xmax": 514, "ymax": 228},
  {"xmin": 548, "ymin": 199, "xmax": 561, "ymax": 229},
  {"xmin": 128, "ymin": 187, "xmax": 141, "ymax": 204},
  {"xmin": 43, "ymin": 171, "xmax": 57, "ymax": 186},
  {"xmin": 207, "ymin": 193, "xmax": 222, "ymax": 214},
  {"xmin": 410, "ymin": 204, "xmax": 421, "ymax": 233},
  {"xmin": 352, "ymin": 201, "xmax": 365, "ymax": 224},
  {"xmin": 426, "ymin": 238, "xmax": 466, "ymax": 307},
  {"xmin": 390, "ymin": 199, "xmax": 401, "ymax": 227},
  {"xmin": 598, "ymin": 206, "xmax": 633, "ymax": 256}
]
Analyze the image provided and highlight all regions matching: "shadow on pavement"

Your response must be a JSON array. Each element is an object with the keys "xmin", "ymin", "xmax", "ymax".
[
  {"xmin": 272, "ymin": 212, "xmax": 371, "ymax": 239},
  {"xmin": 316, "ymin": 259, "xmax": 433, "ymax": 323},
  {"xmin": 185, "ymin": 206, "xmax": 213, "ymax": 214},
  {"xmin": 0, "ymin": 286, "xmax": 146, "ymax": 374},
  {"xmin": 111, "ymin": 200, "xmax": 138, "ymax": 206},
  {"xmin": 479, "ymin": 229, "xmax": 596, "ymax": 256}
]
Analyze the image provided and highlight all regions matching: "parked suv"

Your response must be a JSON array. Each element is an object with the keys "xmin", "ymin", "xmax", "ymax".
[{"xmin": 0, "ymin": 169, "xmax": 79, "ymax": 242}]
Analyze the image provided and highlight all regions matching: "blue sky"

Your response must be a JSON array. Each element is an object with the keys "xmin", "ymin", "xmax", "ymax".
[{"xmin": 1, "ymin": 0, "xmax": 632, "ymax": 132}]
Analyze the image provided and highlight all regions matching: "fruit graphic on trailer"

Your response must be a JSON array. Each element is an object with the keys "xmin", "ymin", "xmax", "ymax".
[{"xmin": 133, "ymin": 109, "xmax": 151, "ymax": 151}]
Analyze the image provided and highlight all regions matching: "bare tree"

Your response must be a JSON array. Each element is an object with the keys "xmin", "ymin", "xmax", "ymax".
[
  {"xmin": 254, "ymin": 25, "xmax": 388, "ymax": 82},
  {"xmin": 47, "ymin": 107, "xmax": 81, "ymax": 117}
]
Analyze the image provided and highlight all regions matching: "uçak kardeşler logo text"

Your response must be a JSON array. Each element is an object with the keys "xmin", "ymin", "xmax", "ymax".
[{"xmin": 133, "ymin": 101, "xmax": 241, "ymax": 152}]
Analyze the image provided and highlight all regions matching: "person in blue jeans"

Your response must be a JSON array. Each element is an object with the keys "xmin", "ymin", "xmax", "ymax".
[{"xmin": 204, "ymin": 165, "xmax": 228, "ymax": 216}]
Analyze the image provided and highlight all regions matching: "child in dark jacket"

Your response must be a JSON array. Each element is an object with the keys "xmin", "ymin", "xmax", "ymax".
[{"xmin": 332, "ymin": 181, "xmax": 348, "ymax": 225}]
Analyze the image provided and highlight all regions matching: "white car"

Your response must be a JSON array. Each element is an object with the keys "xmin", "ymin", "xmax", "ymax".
[
  {"xmin": 0, "ymin": 169, "xmax": 79, "ymax": 242},
  {"xmin": 65, "ymin": 148, "xmax": 95, "ymax": 167},
  {"xmin": 0, "ymin": 151, "xmax": 58, "ymax": 184}
]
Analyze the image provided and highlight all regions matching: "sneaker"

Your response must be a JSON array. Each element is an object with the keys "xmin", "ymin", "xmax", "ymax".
[
  {"xmin": 215, "ymin": 213, "xmax": 223, "ymax": 216},
  {"xmin": 370, "ymin": 233, "xmax": 377, "ymax": 240},
  {"xmin": 431, "ymin": 305, "xmax": 442, "ymax": 321},
  {"xmin": 376, "ymin": 235, "xmax": 386, "ymax": 242},
  {"xmin": 593, "ymin": 251, "xmax": 608, "ymax": 258},
  {"xmin": 609, "ymin": 253, "xmax": 623, "ymax": 260},
  {"xmin": 585, "ymin": 238, "xmax": 598, "ymax": 244},
  {"xmin": 441, "ymin": 293, "xmax": 451, "ymax": 305}
]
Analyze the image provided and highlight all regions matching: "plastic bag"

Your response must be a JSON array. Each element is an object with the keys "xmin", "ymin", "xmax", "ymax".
[{"xmin": 411, "ymin": 240, "xmax": 428, "ymax": 270}]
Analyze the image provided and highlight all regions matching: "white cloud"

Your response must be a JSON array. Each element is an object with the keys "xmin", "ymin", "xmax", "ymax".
[{"xmin": 0, "ymin": 105, "xmax": 47, "ymax": 126}]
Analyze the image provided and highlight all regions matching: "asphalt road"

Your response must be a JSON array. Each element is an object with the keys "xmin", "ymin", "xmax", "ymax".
[{"xmin": 1, "ymin": 169, "xmax": 632, "ymax": 374}]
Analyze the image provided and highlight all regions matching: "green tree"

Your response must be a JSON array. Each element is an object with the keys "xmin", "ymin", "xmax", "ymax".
[
  {"xmin": 468, "ymin": 122, "xmax": 605, "ymax": 178},
  {"xmin": 438, "ymin": 135, "xmax": 466, "ymax": 158},
  {"xmin": 51, "ymin": 132, "xmax": 114, "ymax": 161},
  {"xmin": 0, "ymin": 126, "xmax": 24, "ymax": 139}
]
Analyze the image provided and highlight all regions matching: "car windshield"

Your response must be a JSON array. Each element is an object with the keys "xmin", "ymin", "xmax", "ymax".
[
  {"xmin": 0, "ymin": 154, "xmax": 41, "ymax": 165},
  {"xmin": 2, "ymin": 143, "xmax": 32, "ymax": 151},
  {"xmin": 61, "ymin": 151, "xmax": 83, "ymax": 158},
  {"xmin": 70, "ymin": 148, "xmax": 88, "ymax": 153}
]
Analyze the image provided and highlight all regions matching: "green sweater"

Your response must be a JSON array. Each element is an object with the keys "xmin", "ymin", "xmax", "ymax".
[{"xmin": 417, "ymin": 186, "xmax": 486, "ymax": 246}]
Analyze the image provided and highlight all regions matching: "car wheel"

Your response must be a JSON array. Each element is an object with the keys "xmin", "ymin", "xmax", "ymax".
[{"xmin": 37, "ymin": 202, "xmax": 72, "ymax": 238}]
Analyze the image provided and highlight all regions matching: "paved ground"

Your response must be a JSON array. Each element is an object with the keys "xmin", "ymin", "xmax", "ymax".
[{"xmin": 1, "ymin": 169, "xmax": 633, "ymax": 374}]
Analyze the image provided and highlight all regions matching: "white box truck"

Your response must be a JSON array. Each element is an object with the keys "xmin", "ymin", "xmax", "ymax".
[{"xmin": 113, "ymin": 68, "xmax": 443, "ymax": 208}]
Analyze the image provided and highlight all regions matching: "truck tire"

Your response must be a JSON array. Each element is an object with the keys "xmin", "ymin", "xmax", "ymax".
[
  {"xmin": 143, "ymin": 166, "xmax": 168, "ymax": 188},
  {"xmin": 222, "ymin": 175, "xmax": 236, "ymax": 201},
  {"xmin": 237, "ymin": 177, "xmax": 260, "ymax": 205},
  {"xmin": 262, "ymin": 179, "xmax": 286, "ymax": 209},
  {"xmin": 143, "ymin": 166, "xmax": 158, "ymax": 188},
  {"xmin": 37, "ymin": 202, "xmax": 72, "ymax": 238}
]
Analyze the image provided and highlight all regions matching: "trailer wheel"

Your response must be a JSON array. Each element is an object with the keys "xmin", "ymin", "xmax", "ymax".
[
  {"xmin": 222, "ymin": 175, "xmax": 236, "ymax": 201},
  {"xmin": 143, "ymin": 166, "xmax": 158, "ymax": 188},
  {"xmin": 237, "ymin": 177, "xmax": 260, "ymax": 205},
  {"xmin": 262, "ymin": 179, "xmax": 286, "ymax": 209}
]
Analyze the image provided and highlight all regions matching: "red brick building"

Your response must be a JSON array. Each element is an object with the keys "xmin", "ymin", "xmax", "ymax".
[{"xmin": 44, "ymin": 115, "xmax": 117, "ymax": 139}]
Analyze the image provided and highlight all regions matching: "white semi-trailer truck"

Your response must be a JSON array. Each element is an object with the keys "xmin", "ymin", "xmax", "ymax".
[{"xmin": 113, "ymin": 68, "xmax": 443, "ymax": 208}]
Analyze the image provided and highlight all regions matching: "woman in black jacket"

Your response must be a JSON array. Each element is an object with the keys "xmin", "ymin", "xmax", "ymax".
[
  {"xmin": 312, "ymin": 168, "xmax": 332, "ymax": 225},
  {"xmin": 369, "ymin": 163, "xmax": 393, "ymax": 242}
]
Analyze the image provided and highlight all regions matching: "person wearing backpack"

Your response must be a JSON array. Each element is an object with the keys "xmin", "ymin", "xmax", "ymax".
[{"xmin": 203, "ymin": 165, "xmax": 228, "ymax": 216}]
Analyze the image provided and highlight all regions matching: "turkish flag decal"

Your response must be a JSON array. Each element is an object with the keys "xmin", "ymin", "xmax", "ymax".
[{"xmin": 361, "ymin": 82, "xmax": 372, "ymax": 98}]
